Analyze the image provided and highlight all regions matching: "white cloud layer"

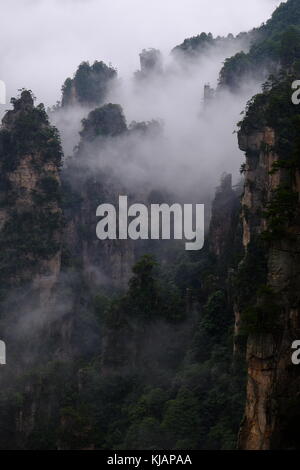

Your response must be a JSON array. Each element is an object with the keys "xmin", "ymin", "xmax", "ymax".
[{"xmin": 0, "ymin": 0, "xmax": 283, "ymax": 106}]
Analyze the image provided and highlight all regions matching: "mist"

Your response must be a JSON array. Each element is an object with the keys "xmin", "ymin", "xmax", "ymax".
[
  {"xmin": 0, "ymin": 0, "xmax": 286, "ymax": 214},
  {"xmin": 0, "ymin": 0, "xmax": 284, "ymax": 107},
  {"xmin": 52, "ymin": 42, "xmax": 261, "ymax": 207}
]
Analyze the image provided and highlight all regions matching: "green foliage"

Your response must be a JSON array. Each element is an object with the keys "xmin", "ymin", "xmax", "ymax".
[
  {"xmin": 262, "ymin": 185, "xmax": 298, "ymax": 240},
  {"xmin": 161, "ymin": 388, "xmax": 200, "ymax": 449},
  {"xmin": 0, "ymin": 209, "xmax": 62, "ymax": 282},
  {"xmin": 172, "ymin": 32, "xmax": 244, "ymax": 60},
  {"xmin": 32, "ymin": 176, "xmax": 61, "ymax": 205},
  {"xmin": 239, "ymin": 70, "xmax": 300, "ymax": 241},
  {"xmin": 233, "ymin": 237, "xmax": 268, "ymax": 311},
  {"xmin": 219, "ymin": 0, "xmax": 300, "ymax": 89},
  {"xmin": 0, "ymin": 90, "xmax": 63, "ymax": 287},
  {"xmin": 172, "ymin": 32, "xmax": 214, "ymax": 57},
  {"xmin": 200, "ymin": 290, "xmax": 230, "ymax": 339},
  {"xmin": 104, "ymin": 255, "xmax": 185, "ymax": 324},
  {"xmin": 219, "ymin": 52, "xmax": 254, "ymax": 90},
  {"xmin": 124, "ymin": 417, "xmax": 164, "ymax": 450},
  {"xmin": 61, "ymin": 78, "xmax": 72, "ymax": 105},
  {"xmin": 85, "ymin": 246, "xmax": 246, "ymax": 450},
  {"xmin": 80, "ymin": 103, "xmax": 127, "ymax": 141},
  {"xmin": 62, "ymin": 60, "xmax": 117, "ymax": 106},
  {"xmin": 0, "ymin": 235, "xmax": 246, "ymax": 450},
  {"xmin": 0, "ymin": 92, "xmax": 62, "ymax": 172},
  {"xmin": 280, "ymin": 27, "xmax": 300, "ymax": 67},
  {"xmin": 238, "ymin": 93, "xmax": 269, "ymax": 133},
  {"xmin": 58, "ymin": 405, "xmax": 93, "ymax": 450}
]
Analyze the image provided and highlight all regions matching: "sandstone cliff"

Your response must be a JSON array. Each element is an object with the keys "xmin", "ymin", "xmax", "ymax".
[
  {"xmin": 0, "ymin": 90, "xmax": 63, "ymax": 302},
  {"xmin": 236, "ymin": 82, "xmax": 300, "ymax": 449}
]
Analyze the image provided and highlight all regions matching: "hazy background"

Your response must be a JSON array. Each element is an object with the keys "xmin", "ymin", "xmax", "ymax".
[
  {"xmin": 0, "ymin": 0, "xmax": 284, "ymax": 107},
  {"xmin": 0, "ymin": 0, "xmax": 286, "ymax": 207},
  {"xmin": 0, "ymin": 0, "xmax": 287, "ymax": 335}
]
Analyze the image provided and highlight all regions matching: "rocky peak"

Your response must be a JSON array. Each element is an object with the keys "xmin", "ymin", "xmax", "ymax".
[
  {"xmin": 13, "ymin": 90, "xmax": 34, "ymax": 111},
  {"xmin": 61, "ymin": 61, "xmax": 117, "ymax": 108},
  {"xmin": 236, "ymin": 74, "xmax": 300, "ymax": 450},
  {"xmin": 79, "ymin": 103, "xmax": 127, "ymax": 143},
  {"xmin": 0, "ymin": 90, "xmax": 63, "ymax": 297}
]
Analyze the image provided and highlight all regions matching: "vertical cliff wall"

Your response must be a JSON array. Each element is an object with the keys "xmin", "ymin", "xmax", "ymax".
[
  {"xmin": 236, "ymin": 76, "xmax": 300, "ymax": 450},
  {"xmin": 0, "ymin": 90, "xmax": 63, "ymax": 302}
]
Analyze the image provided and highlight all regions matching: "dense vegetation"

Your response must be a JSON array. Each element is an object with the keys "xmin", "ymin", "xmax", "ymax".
[
  {"xmin": 80, "ymin": 104, "xmax": 127, "ymax": 141},
  {"xmin": 0, "ymin": 239, "xmax": 246, "ymax": 450},
  {"xmin": 62, "ymin": 61, "xmax": 117, "ymax": 107},
  {"xmin": 219, "ymin": 0, "xmax": 300, "ymax": 89},
  {"xmin": 239, "ymin": 70, "xmax": 300, "ymax": 241},
  {"xmin": 0, "ymin": 0, "xmax": 299, "ymax": 451},
  {"xmin": 0, "ymin": 91, "xmax": 63, "ymax": 291},
  {"xmin": 172, "ymin": 32, "xmax": 249, "ymax": 60}
]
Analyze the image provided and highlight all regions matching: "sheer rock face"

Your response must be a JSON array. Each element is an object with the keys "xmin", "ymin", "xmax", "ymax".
[
  {"xmin": 238, "ymin": 128, "xmax": 280, "ymax": 247},
  {"xmin": 135, "ymin": 48, "xmax": 163, "ymax": 79},
  {"xmin": 237, "ymin": 125, "xmax": 300, "ymax": 450},
  {"xmin": 209, "ymin": 173, "xmax": 240, "ymax": 259},
  {"xmin": 0, "ymin": 91, "xmax": 63, "ymax": 301}
]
